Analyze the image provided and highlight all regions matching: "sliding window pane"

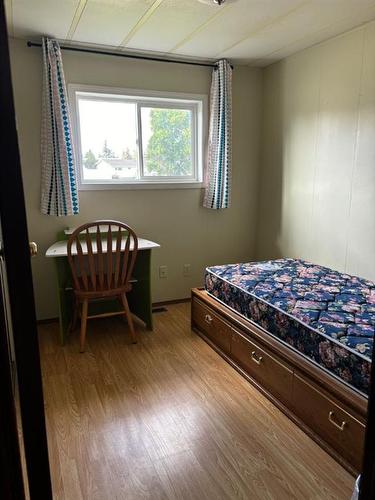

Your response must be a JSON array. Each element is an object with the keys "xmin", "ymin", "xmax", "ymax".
[
  {"xmin": 141, "ymin": 107, "xmax": 193, "ymax": 177},
  {"xmin": 78, "ymin": 98, "xmax": 138, "ymax": 181}
]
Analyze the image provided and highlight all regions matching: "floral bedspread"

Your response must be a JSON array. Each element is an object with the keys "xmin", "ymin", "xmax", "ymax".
[{"xmin": 205, "ymin": 258, "xmax": 374, "ymax": 395}]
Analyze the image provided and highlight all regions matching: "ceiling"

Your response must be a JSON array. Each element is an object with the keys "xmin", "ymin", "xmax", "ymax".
[{"xmin": 5, "ymin": 0, "xmax": 375, "ymax": 66}]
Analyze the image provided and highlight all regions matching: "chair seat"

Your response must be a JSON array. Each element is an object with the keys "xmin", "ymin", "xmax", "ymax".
[{"xmin": 74, "ymin": 276, "xmax": 132, "ymax": 300}]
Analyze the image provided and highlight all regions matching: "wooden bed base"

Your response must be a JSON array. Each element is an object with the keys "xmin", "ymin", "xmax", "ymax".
[{"xmin": 191, "ymin": 288, "xmax": 367, "ymax": 475}]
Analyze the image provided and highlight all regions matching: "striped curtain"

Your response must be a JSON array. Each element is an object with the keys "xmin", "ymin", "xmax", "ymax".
[
  {"xmin": 40, "ymin": 38, "xmax": 79, "ymax": 216},
  {"xmin": 203, "ymin": 59, "xmax": 232, "ymax": 210}
]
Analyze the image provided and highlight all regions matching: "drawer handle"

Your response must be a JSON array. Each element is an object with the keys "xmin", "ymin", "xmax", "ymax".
[
  {"xmin": 328, "ymin": 411, "xmax": 347, "ymax": 431},
  {"xmin": 251, "ymin": 350, "xmax": 263, "ymax": 365},
  {"xmin": 205, "ymin": 314, "xmax": 213, "ymax": 325}
]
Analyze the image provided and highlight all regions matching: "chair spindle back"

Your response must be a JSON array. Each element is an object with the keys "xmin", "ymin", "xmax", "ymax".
[{"xmin": 67, "ymin": 221, "xmax": 138, "ymax": 293}]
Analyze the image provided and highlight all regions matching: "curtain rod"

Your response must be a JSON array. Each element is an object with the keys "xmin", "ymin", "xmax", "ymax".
[{"xmin": 26, "ymin": 41, "xmax": 232, "ymax": 70}]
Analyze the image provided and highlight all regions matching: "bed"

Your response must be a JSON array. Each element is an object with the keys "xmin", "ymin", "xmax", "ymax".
[{"xmin": 191, "ymin": 258, "xmax": 371, "ymax": 475}]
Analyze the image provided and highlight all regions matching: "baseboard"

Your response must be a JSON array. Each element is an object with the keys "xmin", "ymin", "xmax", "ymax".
[
  {"xmin": 152, "ymin": 297, "xmax": 191, "ymax": 307},
  {"xmin": 37, "ymin": 317, "xmax": 59, "ymax": 325},
  {"xmin": 37, "ymin": 297, "xmax": 191, "ymax": 324}
]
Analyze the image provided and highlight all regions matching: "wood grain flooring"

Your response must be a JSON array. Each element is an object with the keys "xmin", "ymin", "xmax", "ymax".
[{"xmin": 38, "ymin": 302, "xmax": 354, "ymax": 499}]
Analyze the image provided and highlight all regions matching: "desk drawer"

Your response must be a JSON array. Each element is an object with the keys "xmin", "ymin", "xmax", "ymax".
[
  {"xmin": 231, "ymin": 329, "xmax": 293, "ymax": 405},
  {"xmin": 192, "ymin": 299, "xmax": 231, "ymax": 353},
  {"xmin": 293, "ymin": 374, "xmax": 365, "ymax": 471}
]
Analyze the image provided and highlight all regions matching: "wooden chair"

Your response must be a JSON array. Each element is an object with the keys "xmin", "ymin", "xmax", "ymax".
[{"xmin": 67, "ymin": 220, "xmax": 138, "ymax": 352}]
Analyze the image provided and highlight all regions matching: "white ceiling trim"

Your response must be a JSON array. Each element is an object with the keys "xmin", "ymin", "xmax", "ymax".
[
  {"xmin": 66, "ymin": 0, "xmax": 88, "ymax": 41},
  {"xmin": 119, "ymin": 0, "xmax": 165, "ymax": 48},
  {"xmin": 216, "ymin": 0, "xmax": 310, "ymax": 58},
  {"xmin": 169, "ymin": 1, "xmax": 233, "ymax": 53}
]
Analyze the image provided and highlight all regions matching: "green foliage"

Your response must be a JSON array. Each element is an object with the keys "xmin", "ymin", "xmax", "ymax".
[
  {"xmin": 145, "ymin": 109, "xmax": 191, "ymax": 176},
  {"xmin": 100, "ymin": 139, "xmax": 116, "ymax": 159},
  {"xmin": 83, "ymin": 149, "xmax": 97, "ymax": 169}
]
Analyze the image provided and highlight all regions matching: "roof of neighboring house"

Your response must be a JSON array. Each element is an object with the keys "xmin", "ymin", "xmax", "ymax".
[{"xmin": 97, "ymin": 158, "xmax": 136, "ymax": 169}]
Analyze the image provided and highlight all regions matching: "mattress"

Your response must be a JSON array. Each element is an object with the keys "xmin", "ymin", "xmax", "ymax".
[{"xmin": 205, "ymin": 259, "xmax": 374, "ymax": 395}]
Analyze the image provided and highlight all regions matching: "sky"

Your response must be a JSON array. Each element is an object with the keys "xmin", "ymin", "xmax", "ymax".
[{"xmin": 78, "ymin": 99, "xmax": 152, "ymax": 159}]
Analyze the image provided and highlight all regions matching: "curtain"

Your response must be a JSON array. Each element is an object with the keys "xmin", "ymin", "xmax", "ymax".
[
  {"xmin": 203, "ymin": 59, "xmax": 232, "ymax": 210},
  {"xmin": 40, "ymin": 37, "xmax": 79, "ymax": 216}
]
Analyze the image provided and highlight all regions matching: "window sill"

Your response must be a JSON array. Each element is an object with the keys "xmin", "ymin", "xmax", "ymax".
[{"xmin": 78, "ymin": 181, "xmax": 205, "ymax": 191}]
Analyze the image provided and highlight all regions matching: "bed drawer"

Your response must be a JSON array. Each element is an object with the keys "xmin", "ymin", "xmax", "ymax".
[
  {"xmin": 293, "ymin": 374, "xmax": 365, "ymax": 471},
  {"xmin": 192, "ymin": 299, "xmax": 231, "ymax": 353},
  {"xmin": 231, "ymin": 329, "xmax": 293, "ymax": 405}
]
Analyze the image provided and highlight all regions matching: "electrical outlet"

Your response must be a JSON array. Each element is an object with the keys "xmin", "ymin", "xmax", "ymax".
[
  {"xmin": 183, "ymin": 264, "xmax": 191, "ymax": 277},
  {"xmin": 159, "ymin": 265, "xmax": 168, "ymax": 278}
]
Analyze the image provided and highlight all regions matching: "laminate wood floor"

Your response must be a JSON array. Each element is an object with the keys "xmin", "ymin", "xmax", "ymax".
[{"xmin": 38, "ymin": 302, "xmax": 354, "ymax": 500}]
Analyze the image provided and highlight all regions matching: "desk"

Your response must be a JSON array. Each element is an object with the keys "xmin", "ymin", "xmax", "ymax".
[{"xmin": 46, "ymin": 229, "xmax": 160, "ymax": 344}]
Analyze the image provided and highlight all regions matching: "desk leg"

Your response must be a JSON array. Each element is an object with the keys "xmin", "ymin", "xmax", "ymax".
[
  {"xmin": 55, "ymin": 257, "xmax": 72, "ymax": 345},
  {"xmin": 128, "ymin": 249, "xmax": 153, "ymax": 330}
]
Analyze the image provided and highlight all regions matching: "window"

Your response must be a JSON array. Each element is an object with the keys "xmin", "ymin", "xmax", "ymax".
[{"xmin": 69, "ymin": 85, "xmax": 206, "ymax": 189}]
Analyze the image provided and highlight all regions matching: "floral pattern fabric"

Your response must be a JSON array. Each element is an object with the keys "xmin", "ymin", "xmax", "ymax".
[{"xmin": 205, "ymin": 259, "xmax": 374, "ymax": 395}]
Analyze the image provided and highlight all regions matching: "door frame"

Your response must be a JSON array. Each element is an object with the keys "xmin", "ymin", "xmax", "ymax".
[
  {"xmin": 0, "ymin": 250, "xmax": 25, "ymax": 500},
  {"xmin": 0, "ymin": 1, "xmax": 52, "ymax": 497}
]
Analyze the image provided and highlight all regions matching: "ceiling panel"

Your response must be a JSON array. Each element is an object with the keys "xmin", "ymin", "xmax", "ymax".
[
  {"xmin": 72, "ymin": 0, "xmax": 155, "ymax": 46},
  {"xmin": 11, "ymin": 0, "xmax": 80, "ymax": 40},
  {"xmin": 171, "ymin": 0, "xmax": 304, "ymax": 58},
  {"xmin": 255, "ymin": 4, "xmax": 375, "ymax": 65},
  {"xmin": 6, "ymin": 0, "xmax": 375, "ymax": 66},
  {"xmin": 220, "ymin": 0, "xmax": 375, "ymax": 63},
  {"xmin": 125, "ymin": 0, "xmax": 219, "ymax": 52}
]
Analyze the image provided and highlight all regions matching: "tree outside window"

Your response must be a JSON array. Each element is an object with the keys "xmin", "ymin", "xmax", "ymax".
[
  {"xmin": 83, "ymin": 149, "xmax": 97, "ymax": 169},
  {"xmin": 144, "ymin": 109, "xmax": 192, "ymax": 176}
]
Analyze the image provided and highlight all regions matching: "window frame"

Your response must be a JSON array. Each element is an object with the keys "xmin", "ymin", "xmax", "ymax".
[{"xmin": 68, "ymin": 84, "xmax": 207, "ymax": 190}]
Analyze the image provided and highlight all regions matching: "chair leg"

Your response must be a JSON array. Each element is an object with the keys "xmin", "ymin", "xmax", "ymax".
[
  {"xmin": 71, "ymin": 298, "xmax": 79, "ymax": 332},
  {"xmin": 80, "ymin": 299, "xmax": 88, "ymax": 353},
  {"xmin": 121, "ymin": 293, "xmax": 137, "ymax": 344}
]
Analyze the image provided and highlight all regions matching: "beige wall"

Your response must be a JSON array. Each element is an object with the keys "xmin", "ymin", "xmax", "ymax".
[
  {"xmin": 9, "ymin": 38, "xmax": 262, "ymax": 320},
  {"xmin": 257, "ymin": 21, "xmax": 375, "ymax": 281}
]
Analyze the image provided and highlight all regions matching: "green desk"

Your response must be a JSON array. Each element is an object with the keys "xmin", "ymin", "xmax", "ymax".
[{"xmin": 46, "ymin": 229, "xmax": 160, "ymax": 345}]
